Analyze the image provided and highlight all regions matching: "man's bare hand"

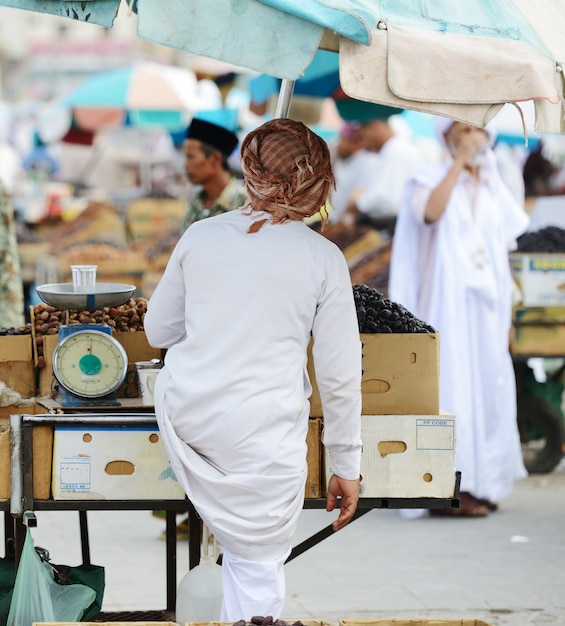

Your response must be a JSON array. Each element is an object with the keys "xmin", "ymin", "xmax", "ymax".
[{"xmin": 326, "ymin": 474, "xmax": 360, "ymax": 531}]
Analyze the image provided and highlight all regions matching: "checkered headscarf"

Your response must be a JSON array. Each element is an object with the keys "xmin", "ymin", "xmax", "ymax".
[{"xmin": 240, "ymin": 118, "xmax": 334, "ymax": 233}]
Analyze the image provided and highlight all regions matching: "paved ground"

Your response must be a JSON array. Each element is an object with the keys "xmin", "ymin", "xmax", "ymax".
[{"xmin": 4, "ymin": 459, "xmax": 565, "ymax": 625}]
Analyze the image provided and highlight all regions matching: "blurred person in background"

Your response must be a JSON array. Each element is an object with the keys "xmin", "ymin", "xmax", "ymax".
[
  {"xmin": 0, "ymin": 105, "xmax": 22, "ymax": 195},
  {"xmin": 0, "ymin": 180, "xmax": 25, "ymax": 328},
  {"xmin": 340, "ymin": 117, "xmax": 424, "ymax": 234},
  {"xmin": 22, "ymin": 132, "xmax": 60, "ymax": 181},
  {"xmin": 522, "ymin": 141, "xmax": 559, "ymax": 197},
  {"xmin": 329, "ymin": 122, "xmax": 380, "ymax": 223},
  {"xmin": 389, "ymin": 117, "xmax": 529, "ymax": 517},
  {"xmin": 182, "ymin": 118, "xmax": 248, "ymax": 232}
]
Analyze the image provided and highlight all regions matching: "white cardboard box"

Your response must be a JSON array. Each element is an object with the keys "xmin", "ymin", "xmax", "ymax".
[
  {"xmin": 52, "ymin": 424, "xmax": 185, "ymax": 500},
  {"xmin": 510, "ymin": 252, "xmax": 565, "ymax": 306},
  {"xmin": 325, "ymin": 414, "xmax": 457, "ymax": 499}
]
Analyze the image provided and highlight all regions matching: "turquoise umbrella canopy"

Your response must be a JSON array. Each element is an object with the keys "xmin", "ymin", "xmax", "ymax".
[{"xmin": 3, "ymin": 0, "xmax": 565, "ymax": 133}]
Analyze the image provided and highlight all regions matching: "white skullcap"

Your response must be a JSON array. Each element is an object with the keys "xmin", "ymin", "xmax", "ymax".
[{"xmin": 434, "ymin": 116, "xmax": 496, "ymax": 148}]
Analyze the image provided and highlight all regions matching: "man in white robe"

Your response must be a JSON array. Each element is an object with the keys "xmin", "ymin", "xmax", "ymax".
[
  {"xmin": 329, "ymin": 122, "xmax": 381, "ymax": 223},
  {"xmin": 389, "ymin": 117, "xmax": 529, "ymax": 516},
  {"xmin": 341, "ymin": 118, "xmax": 424, "ymax": 232},
  {"xmin": 145, "ymin": 118, "xmax": 362, "ymax": 619}
]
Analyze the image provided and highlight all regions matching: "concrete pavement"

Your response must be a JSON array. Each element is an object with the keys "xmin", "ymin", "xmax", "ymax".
[{"xmin": 6, "ymin": 458, "xmax": 565, "ymax": 625}]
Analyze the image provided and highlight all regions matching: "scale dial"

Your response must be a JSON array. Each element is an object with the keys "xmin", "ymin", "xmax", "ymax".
[{"xmin": 53, "ymin": 329, "xmax": 128, "ymax": 398}]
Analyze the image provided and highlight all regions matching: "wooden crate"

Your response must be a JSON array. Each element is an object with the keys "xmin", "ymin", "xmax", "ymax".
[
  {"xmin": 0, "ymin": 335, "xmax": 36, "ymax": 398},
  {"xmin": 511, "ymin": 306, "xmax": 565, "ymax": 356},
  {"xmin": 0, "ymin": 406, "xmax": 53, "ymax": 500}
]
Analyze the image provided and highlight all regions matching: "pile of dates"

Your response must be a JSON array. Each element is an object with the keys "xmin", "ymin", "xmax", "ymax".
[
  {"xmin": 33, "ymin": 297, "xmax": 147, "ymax": 335},
  {"xmin": 0, "ymin": 323, "xmax": 32, "ymax": 336},
  {"xmin": 232, "ymin": 618, "xmax": 305, "ymax": 626},
  {"xmin": 33, "ymin": 297, "xmax": 148, "ymax": 367},
  {"xmin": 517, "ymin": 225, "xmax": 565, "ymax": 252},
  {"xmin": 353, "ymin": 284, "xmax": 436, "ymax": 334}
]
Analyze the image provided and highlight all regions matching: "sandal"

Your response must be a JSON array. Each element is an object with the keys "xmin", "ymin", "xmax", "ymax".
[
  {"xmin": 430, "ymin": 492, "xmax": 490, "ymax": 518},
  {"xmin": 475, "ymin": 498, "xmax": 499, "ymax": 512}
]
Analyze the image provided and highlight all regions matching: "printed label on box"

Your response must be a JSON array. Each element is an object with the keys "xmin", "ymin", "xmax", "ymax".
[
  {"xmin": 529, "ymin": 258, "xmax": 565, "ymax": 271},
  {"xmin": 59, "ymin": 458, "xmax": 92, "ymax": 492},
  {"xmin": 416, "ymin": 418, "xmax": 455, "ymax": 450},
  {"xmin": 511, "ymin": 253, "xmax": 565, "ymax": 306}
]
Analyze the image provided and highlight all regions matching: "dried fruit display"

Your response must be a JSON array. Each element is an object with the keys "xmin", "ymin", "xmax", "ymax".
[
  {"xmin": 0, "ymin": 323, "xmax": 32, "ymax": 336},
  {"xmin": 353, "ymin": 283, "xmax": 436, "ymax": 334},
  {"xmin": 349, "ymin": 240, "xmax": 392, "ymax": 296},
  {"xmin": 232, "ymin": 618, "xmax": 305, "ymax": 626},
  {"xmin": 32, "ymin": 297, "xmax": 148, "ymax": 367},
  {"xmin": 133, "ymin": 227, "xmax": 181, "ymax": 272},
  {"xmin": 34, "ymin": 201, "xmax": 129, "ymax": 251},
  {"xmin": 319, "ymin": 221, "xmax": 375, "ymax": 250},
  {"xmin": 56, "ymin": 242, "xmax": 145, "ymax": 267},
  {"xmin": 517, "ymin": 225, "xmax": 565, "ymax": 252}
]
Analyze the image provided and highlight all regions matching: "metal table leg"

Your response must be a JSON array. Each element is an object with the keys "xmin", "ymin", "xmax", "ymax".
[
  {"xmin": 165, "ymin": 509, "xmax": 178, "ymax": 612},
  {"xmin": 79, "ymin": 510, "xmax": 91, "ymax": 565}
]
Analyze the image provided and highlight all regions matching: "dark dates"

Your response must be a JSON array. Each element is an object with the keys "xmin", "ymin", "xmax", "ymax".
[{"xmin": 352, "ymin": 284, "xmax": 436, "ymax": 334}]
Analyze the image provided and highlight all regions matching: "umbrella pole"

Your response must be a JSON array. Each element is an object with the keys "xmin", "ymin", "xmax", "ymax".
[{"xmin": 275, "ymin": 79, "xmax": 296, "ymax": 118}]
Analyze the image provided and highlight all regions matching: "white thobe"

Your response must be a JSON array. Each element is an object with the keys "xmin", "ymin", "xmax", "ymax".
[
  {"xmin": 389, "ymin": 152, "xmax": 529, "ymax": 503},
  {"xmin": 330, "ymin": 149, "xmax": 381, "ymax": 222},
  {"xmin": 144, "ymin": 208, "xmax": 362, "ymax": 619},
  {"xmin": 356, "ymin": 135, "xmax": 424, "ymax": 219}
]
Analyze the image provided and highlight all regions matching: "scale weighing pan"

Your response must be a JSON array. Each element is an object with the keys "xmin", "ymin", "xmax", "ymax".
[{"xmin": 36, "ymin": 283, "xmax": 137, "ymax": 309}]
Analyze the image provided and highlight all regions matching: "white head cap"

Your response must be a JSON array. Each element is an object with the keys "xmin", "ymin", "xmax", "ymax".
[{"xmin": 434, "ymin": 116, "xmax": 497, "ymax": 149}]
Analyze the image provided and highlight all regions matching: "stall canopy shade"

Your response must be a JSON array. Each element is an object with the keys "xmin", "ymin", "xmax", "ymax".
[
  {"xmin": 3, "ymin": 0, "xmax": 565, "ymax": 133},
  {"xmin": 61, "ymin": 62, "xmax": 211, "ymax": 132},
  {"xmin": 249, "ymin": 50, "xmax": 403, "ymax": 123}
]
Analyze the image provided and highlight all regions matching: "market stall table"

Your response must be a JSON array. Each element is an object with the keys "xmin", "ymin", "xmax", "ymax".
[{"xmin": 6, "ymin": 410, "xmax": 460, "ymax": 621}]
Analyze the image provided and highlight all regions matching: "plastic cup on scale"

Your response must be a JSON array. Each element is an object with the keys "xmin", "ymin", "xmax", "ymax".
[{"xmin": 71, "ymin": 265, "xmax": 97, "ymax": 293}]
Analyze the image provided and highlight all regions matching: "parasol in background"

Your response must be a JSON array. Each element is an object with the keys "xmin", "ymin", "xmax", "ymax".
[
  {"xmin": 32, "ymin": 61, "xmax": 225, "ymax": 193},
  {"xmin": 61, "ymin": 61, "xmax": 222, "ymax": 134},
  {"xmin": 2, "ymin": 0, "xmax": 565, "ymax": 133}
]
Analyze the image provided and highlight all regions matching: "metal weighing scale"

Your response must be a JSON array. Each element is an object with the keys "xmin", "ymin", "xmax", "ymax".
[{"xmin": 36, "ymin": 282, "xmax": 137, "ymax": 407}]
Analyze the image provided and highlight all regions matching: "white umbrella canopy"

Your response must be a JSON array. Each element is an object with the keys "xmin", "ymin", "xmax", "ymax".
[
  {"xmin": 61, "ymin": 61, "xmax": 222, "ymax": 132},
  {"xmin": 3, "ymin": 0, "xmax": 565, "ymax": 133},
  {"xmin": 337, "ymin": 0, "xmax": 565, "ymax": 133}
]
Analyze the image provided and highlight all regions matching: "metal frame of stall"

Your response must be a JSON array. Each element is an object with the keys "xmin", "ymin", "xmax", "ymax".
[{"xmin": 6, "ymin": 412, "xmax": 461, "ymax": 622}]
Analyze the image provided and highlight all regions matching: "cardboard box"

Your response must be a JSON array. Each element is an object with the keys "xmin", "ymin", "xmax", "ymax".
[
  {"xmin": 511, "ymin": 306, "xmax": 565, "ymax": 356},
  {"xmin": 33, "ymin": 623, "xmax": 327, "ymax": 626},
  {"xmin": 0, "ymin": 403, "xmax": 43, "ymax": 419},
  {"xmin": 325, "ymin": 414, "xmax": 456, "ymax": 499},
  {"xmin": 0, "ymin": 335, "xmax": 36, "ymax": 398},
  {"xmin": 38, "ymin": 331, "xmax": 160, "ymax": 399},
  {"xmin": 510, "ymin": 252, "xmax": 565, "ymax": 306},
  {"xmin": 340, "ymin": 620, "xmax": 492, "ymax": 626},
  {"xmin": 0, "ymin": 407, "xmax": 54, "ymax": 500},
  {"xmin": 37, "ymin": 332, "xmax": 58, "ymax": 397},
  {"xmin": 187, "ymin": 621, "xmax": 331, "ymax": 626},
  {"xmin": 51, "ymin": 424, "xmax": 186, "ymax": 500},
  {"xmin": 126, "ymin": 197, "xmax": 185, "ymax": 243},
  {"xmin": 50, "ymin": 419, "xmax": 320, "ymax": 501},
  {"xmin": 305, "ymin": 417, "xmax": 323, "ymax": 498},
  {"xmin": 308, "ymin": 333, "xmax": 440, "ymax": 416},
  {"xmin": 35, "ymin": 623, "xmax": 179, "ymax": 626}
]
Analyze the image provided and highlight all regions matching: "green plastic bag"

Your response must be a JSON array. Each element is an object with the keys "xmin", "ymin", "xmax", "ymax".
[{"xmin": 6, "ymin": 527, "xmax": 96, "ymax": 626}]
